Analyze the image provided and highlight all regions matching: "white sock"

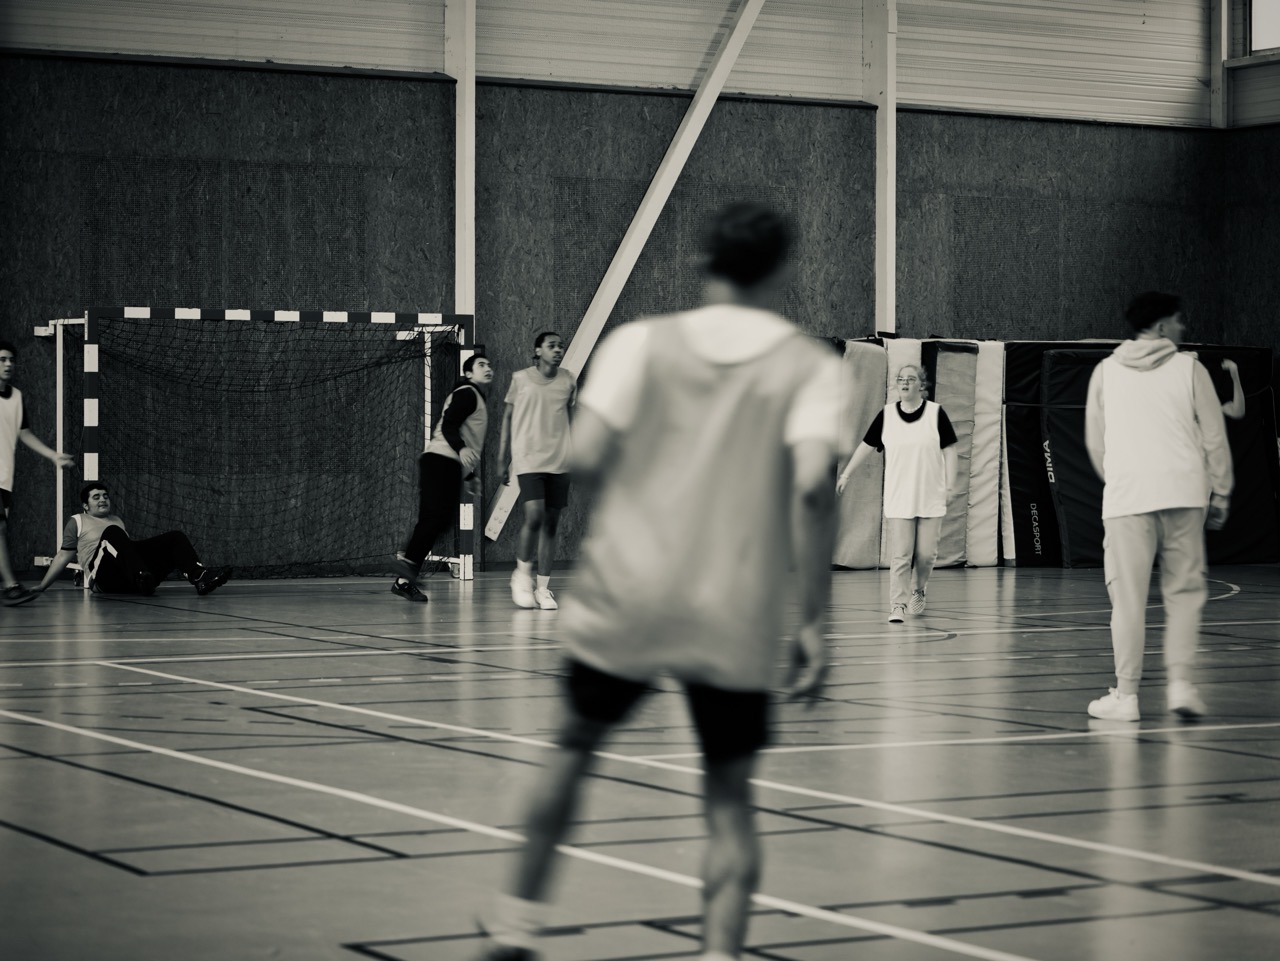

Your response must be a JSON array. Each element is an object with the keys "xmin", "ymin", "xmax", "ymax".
[
  {"xmin": 515, "ymin": 558, "xmax": 533, "ymax": 579},
  {"xmin": 536, "ymin": 574, "xmax": 551, "ymax": 592},
  {"xmin": 487, "ymin": 894, "xmax": 547, "ymax": 948}
]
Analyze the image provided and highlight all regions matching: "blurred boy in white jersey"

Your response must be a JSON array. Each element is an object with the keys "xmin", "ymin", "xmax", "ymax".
[{"xmin": 474, "ymin": 204, "xmax": 842, "ymax": 961}]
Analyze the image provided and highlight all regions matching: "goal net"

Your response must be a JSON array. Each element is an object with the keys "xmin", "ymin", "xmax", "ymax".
[{"xmin": 64, "ymin": 309, "xmax": 466, "ymax": 579}]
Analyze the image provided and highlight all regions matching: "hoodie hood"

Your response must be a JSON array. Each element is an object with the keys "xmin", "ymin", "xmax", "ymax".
[{"xmin": 1112, "ymin": 337, "xmax": 1178, "ymax": 371}]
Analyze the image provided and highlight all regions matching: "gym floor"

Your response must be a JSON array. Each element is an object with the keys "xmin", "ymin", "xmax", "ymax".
[{"xmin": 2, "ymin": 565, "xmax": 1278, "ymax": 961}]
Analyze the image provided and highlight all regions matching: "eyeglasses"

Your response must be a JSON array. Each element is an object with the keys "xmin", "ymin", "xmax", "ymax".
[{"xmin": 896, "ymin": 377, "xmax": 919, "ymax": 384}]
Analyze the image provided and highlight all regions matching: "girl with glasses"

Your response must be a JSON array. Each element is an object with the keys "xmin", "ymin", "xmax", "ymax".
[{"xmin": 837, "ymin": 363, "xmax": 958, "ymax": 622}]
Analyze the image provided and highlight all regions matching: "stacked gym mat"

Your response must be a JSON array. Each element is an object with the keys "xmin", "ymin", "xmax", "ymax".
[
  {"xmin": 1001, "ymin": 341, "xmax": 1279, "ymax": 567},
  {"xmin": 835, "ymin": 339, "xmax": 1280, "ymax": 568},
  {"xmin": 836, "ymin": 337, "xmax": 1001, "ymax": 570}
]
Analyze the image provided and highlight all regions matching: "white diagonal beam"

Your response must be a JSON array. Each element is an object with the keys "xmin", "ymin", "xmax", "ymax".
[{"xmin": 486, "ymin": 0, "xmax": 767, "ymax": 540}]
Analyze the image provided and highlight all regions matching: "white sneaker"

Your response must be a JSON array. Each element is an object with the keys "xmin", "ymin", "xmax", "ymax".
[
  {"xmin": 909, "ymin": 589, "xmax": 926, "ymax": 615},
  {"xmin": 888, "ymin": 605, "xmax": 906, "ymax": 624},
  {"xmin": 1168, "ymin": 680, "xmax": 1206, "ymax": 719},
  {"xmin": 534, "ymin": 587, "xmax": 558, "ymax": 611},
  {"xmin": 510, "ymin": 570, "xmax": 536, "ymax": 609},
  {"xmin": 1088, "ymin": 688, "xmax": 1140, "ymax": 721}
]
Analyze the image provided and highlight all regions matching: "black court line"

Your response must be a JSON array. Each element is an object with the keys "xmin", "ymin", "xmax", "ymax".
[
  {"xmin": 0, "ymin": 739, "xmax": 410, "ymax": 870},
  {"xmin": 228, "ymin": 707, "xmax": 1280, "ymax": 919},
  {"xmin": 0, "ymin": 817, "xmax": 146, "ymax": 876},
  {"xmin": 784, "ymin": 773, "xmax": 1280, "ymax": 808}
]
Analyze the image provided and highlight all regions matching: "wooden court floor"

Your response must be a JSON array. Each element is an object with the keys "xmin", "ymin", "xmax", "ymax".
[{"xmin": 2, "ymin": 564, "xmax": 1278, "ymax": 961}]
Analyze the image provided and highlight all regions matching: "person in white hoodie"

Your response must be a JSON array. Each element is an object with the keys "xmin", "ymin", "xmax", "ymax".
[{"xmin": 1084, "ymin": 292, "xmax": 1233, "ymax": 722}]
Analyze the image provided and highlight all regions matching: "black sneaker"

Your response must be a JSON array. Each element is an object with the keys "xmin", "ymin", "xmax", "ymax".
[
  {"xmin": 194, "ymin": 567, "xmax": 231, "ymax": 596},
  {"xmin": 391, "ymin": 579, "xmax": 428, "ymax": 603},
  {"xmin": 473, "ymin": 946, "xmax": 537, "ymax": 961},
  {"xmin": 3, "ymin": 584, "xmax": 36, "ymax": 607}
]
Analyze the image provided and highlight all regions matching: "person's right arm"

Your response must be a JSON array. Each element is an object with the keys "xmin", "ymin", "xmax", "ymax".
[
  {"xmin": 33, "ymin": 549, "xmax": 76, "ymax": 592},
  {"xmin": 498, "ymin": 403, "xmax": 514, "ymax": 486},
  {"xmin": 787, "ymin": 438, "xmax": 838, "ymax": 700},
  {"xmin": 835, "ymin": 442, "xmax": 878, "ymax": 494}
]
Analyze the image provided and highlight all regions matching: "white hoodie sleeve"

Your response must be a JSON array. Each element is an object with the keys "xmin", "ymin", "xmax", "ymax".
[{"xmin": 1085, "ymin": 364, "xmax": 1106, "ymax": 481}]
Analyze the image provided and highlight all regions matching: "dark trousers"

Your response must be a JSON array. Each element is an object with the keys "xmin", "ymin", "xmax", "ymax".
[
  {"xmin": 91, "ymin": 526, "xmax": 201, "ymax": 594},
  {"xmin": 402, "ymin": 453, "xmax": 462, "ymax": 571}
]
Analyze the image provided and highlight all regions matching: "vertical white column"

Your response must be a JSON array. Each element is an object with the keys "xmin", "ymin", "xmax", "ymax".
[
  {"xmin": 446, "ymin": 0, "xmax": 477, "ymax": 315},
  {"xmin": 1211, "ymin": 0, "xmax": 1230, "ymax": 129},
  {"xmin": 865, "ymin": 0, "xmax": 898, "ymax": 334},
  {"xmin": 55, "ymin": 318, "xmax": 65, "ymax": 549},
  {"xmin": 446, "ymin": 0, "xmax": 477, "ymax": 574}
]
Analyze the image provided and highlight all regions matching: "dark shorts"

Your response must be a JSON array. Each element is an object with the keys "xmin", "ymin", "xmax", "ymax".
[
  {"xmin": 517, "ymin": 472, "xmax": 571, "ymax": 510},
  {"xmin": 563, "ymin": 659, "xmax": 770, "ymax": 762}
]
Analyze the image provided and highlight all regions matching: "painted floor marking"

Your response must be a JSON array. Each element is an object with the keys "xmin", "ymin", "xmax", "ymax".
[
  {"xmin": 637, "ymin": 721, "xmax": 1280, "ymax": 759},
  {"xmin": 0, "ymin": 643, "xmax": 559, "ymax": 670},
  {"xmin": 92, "ymin": 661, "xmax": 1280, "ymax": 890},
  {"xmin": 0, "ymin": 708, "xmax": 1040, "ymax": 961}
]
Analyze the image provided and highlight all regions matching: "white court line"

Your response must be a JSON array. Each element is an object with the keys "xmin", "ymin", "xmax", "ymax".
[
  {"xmin": 0, "ymin": 644, "xmax": 559, "ymax": 670},
  {"xmin": 95, "ymin": 662, "xmax": 1280, "ymax": 890},
  {"xmin": 637, "ymin": 721, "xmax": 1280, "ymax": 760},
  {"xmin": 0, "ymin": 708, "xmax": 1040, "ymax": 961},
  {"xmin": 823, "ymin": 579, "xmax": 1243, "ymax": 625},
  {"xmin": 827, "ymin": 618, "xmax": 1280, "ymax": 643}
]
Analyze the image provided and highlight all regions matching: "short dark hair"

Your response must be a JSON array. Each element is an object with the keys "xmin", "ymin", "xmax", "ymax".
[
  {"xmin": 0, "ymin": 339, "xmax": 16, "ymax": 356},
  {"xmin": 462, "ymin": 354, "xmax": 486, "ymax": 375},
  {"xmin": 534, "ymin": 331, "xmax": 560, "ymax": 350},
  {"xmin": 704, "ymin": 203, "xmax": 792, "ymax": 288},
  {"xmin": 80, "ymin": 482, "xmax": 109, "ymax": 504},
  {"xmin": 1125, "ymin": 292, "xmax": 1183, "ymax": 334}
]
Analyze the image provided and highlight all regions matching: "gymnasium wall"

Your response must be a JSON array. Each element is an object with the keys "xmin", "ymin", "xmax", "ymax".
[
  {"xmin": 895, "ymin": 110, "xmax": 1224, "ymax": 345},
  {"xmin": 1223, "ymin": 124, "xmax": 1280, "ymax": 361},
  {"xmin": 0, "ymin": 53, "xmax": 454, "ymax": 572},
  {"xmin": 4, "ymin": 52, "xmax": 1276, "ymax": 575},
  {"xmin": 475, "ymin": 82, "xmax": 876, "ymax": 565}
]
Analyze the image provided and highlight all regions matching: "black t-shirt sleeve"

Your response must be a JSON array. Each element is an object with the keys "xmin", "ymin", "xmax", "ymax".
[
  {"xmin": 937, "ymin": 407, "xmax": 958, "ymax": 449},
  {"xmin": 439, "ymin": 386, "xmax": 479, "ymax": 452},
  {"xmin": 862, "ymin": 410, "xmax": 886, "ymax": 452}
]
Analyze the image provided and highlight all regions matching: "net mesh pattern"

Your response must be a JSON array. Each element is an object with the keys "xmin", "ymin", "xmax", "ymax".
[{"xmin": 84, "ymin": 317, "xmax": 457, "ymax": 578}]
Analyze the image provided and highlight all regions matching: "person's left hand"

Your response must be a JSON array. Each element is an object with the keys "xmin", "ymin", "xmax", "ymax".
[
  {"xmin": 1222, "ymin": 358, "xmax": 1238, "ymax": 375},
  {"xmin": 53, "ymin": 452, "xmax": 75, "ymax": 469}
]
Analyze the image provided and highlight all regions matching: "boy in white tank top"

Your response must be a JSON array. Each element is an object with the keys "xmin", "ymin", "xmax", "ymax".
[{"xmin": 0, "ymin": 339, "xmax": 75, "ymax": 606}]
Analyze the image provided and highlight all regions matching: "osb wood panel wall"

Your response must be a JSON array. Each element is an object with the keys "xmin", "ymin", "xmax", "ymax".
[
  {"xmin": 0, "ymin": 54, "xmax": 453, "ymax": 571},
  {"xmin": 1223, "ymin": 126, "xmax": 1280, "ymax": 363},
  {"xmin": 475, "ymin": 83, "xmax": 876, "ymax": 565},
  {"xmin": 895, "ymin": 110, "xmax": 1225, "ymax": 346}
]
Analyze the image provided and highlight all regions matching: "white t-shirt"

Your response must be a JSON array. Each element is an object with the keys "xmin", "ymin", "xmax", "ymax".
[
  {"xmin": 505, "ymin": 367, "xmax": 576, "ymax": 475},
  {"xmin": 580, "ymin": 305, "xmax": 844, "ymax": 449}
]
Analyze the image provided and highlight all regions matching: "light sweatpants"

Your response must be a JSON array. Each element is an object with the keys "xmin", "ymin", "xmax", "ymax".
[
  {"xmin": 1102, "ymin": 507, "xmax": 1208, "ymax": 693},
  {"xmin": 887, "ymin": 516, "xmax": 942, "ymax": 609}
]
